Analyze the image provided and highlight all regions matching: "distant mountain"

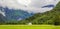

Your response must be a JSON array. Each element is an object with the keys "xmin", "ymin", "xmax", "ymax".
[{"xmin": 0, "ymin": 6, "xmax": 34, "ymax": 22}]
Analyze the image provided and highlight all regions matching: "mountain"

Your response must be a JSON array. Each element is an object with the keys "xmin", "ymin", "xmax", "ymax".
[
  {"xmin": 0, "ymin": 1, "xmax": 60, "ymax": 25},
  {"xmin": 0, "ymin": 6, "xmax": 34, "ymax": 23},
  {"xmin": 18, "ymin": 2, "xmax": 60, "ymax": 25},
  {"xmin": 0, "ymin": 14, "xmax": 7, "ymax": 24}
]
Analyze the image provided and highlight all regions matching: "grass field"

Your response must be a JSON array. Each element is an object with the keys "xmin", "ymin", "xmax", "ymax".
[{"xmin": 0, "ymin": 25, "xmax": 60, "ymax": 29}]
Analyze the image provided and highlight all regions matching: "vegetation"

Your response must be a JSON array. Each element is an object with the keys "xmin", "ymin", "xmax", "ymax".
[
  {"xmin": 18, "ymin": 2, "xmax": 60, "ymax": 25},
  {"xmin": 0, "ymin": 25, "xmax": 54, "ymax": 29}
]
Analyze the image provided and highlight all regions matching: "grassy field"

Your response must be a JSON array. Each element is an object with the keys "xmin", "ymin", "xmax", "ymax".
[{"xmin": 0, "ymin": 25, "xmax": 60, "ymax": 29}]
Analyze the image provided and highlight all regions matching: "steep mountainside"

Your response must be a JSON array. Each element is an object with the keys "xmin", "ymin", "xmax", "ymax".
[{"xmin": 18, "ymin": 2, "xmax": 60, "ymax": 25}]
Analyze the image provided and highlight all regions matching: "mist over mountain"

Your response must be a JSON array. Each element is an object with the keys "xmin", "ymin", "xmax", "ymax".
[
  {"xmin": 0, "ymin": 6, "xmax": 34, "ymax": 22},
  {"xmin": 18, "ymin": 2, "xmax": 60, "ymax": 25},
  {"xmin": 0, "ymin": 0, "xmax": 60, "ymax": 25}
]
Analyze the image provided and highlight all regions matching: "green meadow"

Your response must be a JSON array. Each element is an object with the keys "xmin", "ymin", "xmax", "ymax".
[
  {"xmin": 0, "ymin": 25, "xmax": 60, "ymax": 29},
  {"xmin": 0, "ymin": 25, "xmax": 56, "ymax": 29}
]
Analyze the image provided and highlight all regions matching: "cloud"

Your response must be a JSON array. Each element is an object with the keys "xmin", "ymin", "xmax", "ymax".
[
  {"xmin": 0, "ymin": 0, "xmax": 60, "ymax": 13},
  {"xmin": 29, "ymin": 0, "xmax": 60, "ymax": 8}
]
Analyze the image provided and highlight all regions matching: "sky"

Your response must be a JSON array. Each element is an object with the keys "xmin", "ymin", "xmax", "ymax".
[{"xmin": 0, "ymin": 0, "xmax": 60, "ymax": 13}]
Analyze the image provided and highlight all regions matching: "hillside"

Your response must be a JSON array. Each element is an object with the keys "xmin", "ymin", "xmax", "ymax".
[{"xmin": 18, "ymin": 2, "xmax": 60, "ymax": 25}]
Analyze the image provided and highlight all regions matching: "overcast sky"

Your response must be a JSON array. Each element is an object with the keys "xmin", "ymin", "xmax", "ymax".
[{"xmin": 0, "ymin": 0, "xmax": 60, "ymax": 13}]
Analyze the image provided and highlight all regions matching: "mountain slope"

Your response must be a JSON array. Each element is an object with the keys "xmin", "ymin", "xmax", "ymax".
[
  {"xmin": 18, "ymin": 2, "xmax": 60, "ymax": 25},
  {"xmin": 0, "ymin": 14, "xmax": 7, "ymax": 24},
  {"xmin": 0, "ymin": 6, "xmax": 34, "ymax": 24}
]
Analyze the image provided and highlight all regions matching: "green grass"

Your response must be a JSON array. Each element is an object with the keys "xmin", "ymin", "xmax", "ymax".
[
  {"xmin": 55, "ymin": 26, "xmax": 60, "ymax": 29},
  {"xmin": 0, "ymin": 25, "xmax": 59, "ymax": 29}
]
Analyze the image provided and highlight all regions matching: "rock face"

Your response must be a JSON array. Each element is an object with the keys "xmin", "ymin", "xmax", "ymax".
[{"xmin": 0, "ymin": 14, "xmax": 7, "ymax": 24}]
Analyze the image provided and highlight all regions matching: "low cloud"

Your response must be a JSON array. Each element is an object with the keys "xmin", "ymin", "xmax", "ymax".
[{"xmin": 0, "ymin": 0, "xmax": 60, "ymax": 13}]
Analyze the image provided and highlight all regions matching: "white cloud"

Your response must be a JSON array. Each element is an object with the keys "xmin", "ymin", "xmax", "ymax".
[
  {"xmin": 0, "ymin": 0, "xmax": 60, "ymax": 13},
  {"xmin": 17, "ymin": 0, "xmax": 31, "ymax": 6}
]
